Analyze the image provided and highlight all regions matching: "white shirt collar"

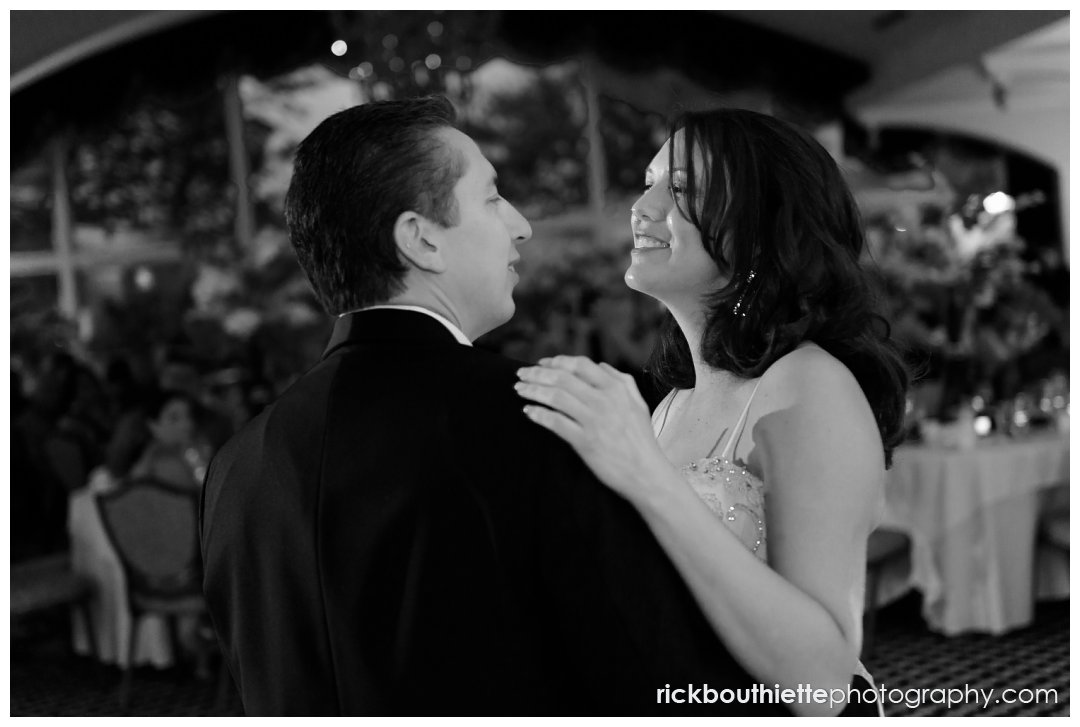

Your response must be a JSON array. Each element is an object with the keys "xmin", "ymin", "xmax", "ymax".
[{"xmin": 339, "ymin": 305, "xmax": 472, "ymax": 347}]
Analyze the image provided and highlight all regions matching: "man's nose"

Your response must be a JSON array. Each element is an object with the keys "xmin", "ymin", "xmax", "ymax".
[{"xmin": 506, "ymin": 203, "xmax": 533, "ymax": 243}]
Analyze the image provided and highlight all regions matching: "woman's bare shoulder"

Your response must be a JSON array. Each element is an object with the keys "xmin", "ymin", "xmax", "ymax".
[
  {"xmin": 761, "ymin": 342, "xmax": 866, "ymax": 408},
  {"xmin": 753, "ymin": 342, "xmax": 884, "ymax": 473}
]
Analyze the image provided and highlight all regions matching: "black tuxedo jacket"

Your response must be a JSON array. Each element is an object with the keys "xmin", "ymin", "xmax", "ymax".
[{"xmin": 200, "ymin": 309, "xmax": 792, "ymax": 716}]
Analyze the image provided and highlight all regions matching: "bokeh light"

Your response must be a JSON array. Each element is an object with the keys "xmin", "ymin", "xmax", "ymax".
[
  {"xmin": 331, "ymin": 40, "xmax": 348, "ymax": 57},
  {"xmin": 372, "ymin": 81, "xmax": 392, "ymax": 100},
  {"xmin": 983, "ymin": 191, "xmax": 1016, "ymax": 215},
  {"xmin": 134, "ymin": 266, "xmax": 155, "ymax": 291}
]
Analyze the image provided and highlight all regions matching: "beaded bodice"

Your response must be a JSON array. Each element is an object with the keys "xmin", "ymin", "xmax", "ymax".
[
  {"xmin": 654, "ymin": 384, "xmax": 768, "ymax": 560},
  {"xmin": 653, "ymin": 380, "xmax": 878, "ymax": 702},
  {"xmin": 680, "ymin": 455, "xmax": 767, "ymax": 559}
]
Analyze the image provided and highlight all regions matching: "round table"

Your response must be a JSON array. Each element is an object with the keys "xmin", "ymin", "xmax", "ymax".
[{"xmin": 879, "ymin": 431, "xmax": 1069, "ymax": 635}]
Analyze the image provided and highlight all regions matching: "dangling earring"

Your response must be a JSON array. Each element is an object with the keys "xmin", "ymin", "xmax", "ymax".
[{"xmin": 732, "ymin": 269, "xmax": 756, "ymax": 317}]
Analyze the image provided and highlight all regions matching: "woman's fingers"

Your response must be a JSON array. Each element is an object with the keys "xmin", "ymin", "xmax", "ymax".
[
  {"xmin": 514, "ymin": 381, "xmax": 592, "ymax": 424},
  {"xmin": 523, "ymin": 359, "xmax": 650, "ymax": 421},
  {"xmin": 537, "ymin": 355, "xmax": 611, "ymax": 389},
  {"xmin": 522, "ymin": 404, "xmax": 585, "ymax": 448},
  {"xmin": 517, "ymin": 364, "xmax": 601, "ymax": 404}
]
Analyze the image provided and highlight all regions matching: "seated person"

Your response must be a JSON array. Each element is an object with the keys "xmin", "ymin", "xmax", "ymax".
[{"xmin": 129, "ymin": 390, "xmax": 210, "ymax": 489}]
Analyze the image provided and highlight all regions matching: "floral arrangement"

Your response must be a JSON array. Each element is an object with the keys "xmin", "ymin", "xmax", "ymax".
[{"xmin": 854, "ymin": 162, "xmax": 1067, "ymax": 419}]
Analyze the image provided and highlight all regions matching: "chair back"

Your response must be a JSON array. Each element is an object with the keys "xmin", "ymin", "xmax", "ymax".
[{"xmin": 95, "ymin": 476, "xmax": 203, "ymax": 600}]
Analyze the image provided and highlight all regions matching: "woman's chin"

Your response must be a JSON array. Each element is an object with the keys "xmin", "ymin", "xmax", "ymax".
[{"xmin": 624, "ymin": 267, "xmax": 664, "ymax": 298}]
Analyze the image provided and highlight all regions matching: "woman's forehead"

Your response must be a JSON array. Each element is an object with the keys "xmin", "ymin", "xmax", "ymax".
[{"xmin": 648, "ymin": 130, "xmax": 706, "ymax": 172}]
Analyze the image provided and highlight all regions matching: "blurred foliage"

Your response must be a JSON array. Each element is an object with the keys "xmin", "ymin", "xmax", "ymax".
[
  {"xmin": 11, "ymin": 278, "xmax": 71, "ymax": 374},
  {"xmin": 599, "ymin": 95, "xmax": 668, "ymax": 195},
  {"xmin": 863, "ymin": 171, "xmax": 1068, "ymax": 412},
  {"xmin": 10, "ymin": 155, "xmax": 54, "ymax": 253},
  {"xmin": 461, "ymin": 65, "xmax": 588, "ymax": 217},
  {"xmin": 331, "ymin": 10, "xmax": 501, "ymax": 100},
  {"xmin": 66, "ymin": 86, "xmax": 237, "ymax": 255},
  {"xmin": 21, "ymin": 10, "xmax": 1014, "ymax": 400}
]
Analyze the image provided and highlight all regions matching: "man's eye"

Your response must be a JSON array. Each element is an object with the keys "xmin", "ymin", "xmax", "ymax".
[{"xmin": 643, "ymin": 182, "xmax": 653, "ymax": 193}]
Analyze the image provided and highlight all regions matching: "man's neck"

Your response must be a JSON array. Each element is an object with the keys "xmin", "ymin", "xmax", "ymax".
[
  {"xmin": 385, "ymin": 291, "xmax": 465, "ymax": 335},
  {"xmin": 353, "ymin": 299, "xmax": 473, "ymax": 346}
]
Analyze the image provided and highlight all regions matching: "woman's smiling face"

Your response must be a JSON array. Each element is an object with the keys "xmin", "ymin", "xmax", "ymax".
[{"xmin": 625, "ymin": 130, "xmax": 725, "ymax": 307}]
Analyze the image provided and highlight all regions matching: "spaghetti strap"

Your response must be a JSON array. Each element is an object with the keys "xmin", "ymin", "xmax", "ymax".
[
  {"xmin": 717, "ymin": 378, "xmax": 764, "ymax": 461},
  {"xmin": 653, "ymin": 389, "xmax": 679, "ymax": 437}
]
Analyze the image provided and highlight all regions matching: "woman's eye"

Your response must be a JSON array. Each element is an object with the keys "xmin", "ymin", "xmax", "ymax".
[
  {"xmin": 642, "ymin": 182, "xmax": 653, "ymax": 193},
  {"xmin": 669, "ymin": 183, "xmax": 685, "ymax": 197}
]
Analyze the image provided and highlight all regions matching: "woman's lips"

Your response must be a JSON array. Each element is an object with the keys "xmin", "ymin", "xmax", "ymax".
[{"xmin": 634, "ymin": 235, "xmax": 670, "ymax": 249}]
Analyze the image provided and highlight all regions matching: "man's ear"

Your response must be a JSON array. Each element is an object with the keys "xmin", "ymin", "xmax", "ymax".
[{"xmin": 393, "ymin": 211, "xmax": 446, "ymax": 274}]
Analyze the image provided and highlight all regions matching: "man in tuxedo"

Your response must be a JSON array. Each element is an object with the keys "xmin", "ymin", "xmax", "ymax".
[{"xmin": 200, "ymin": 96, "xmax": 788, "ymax": 716}]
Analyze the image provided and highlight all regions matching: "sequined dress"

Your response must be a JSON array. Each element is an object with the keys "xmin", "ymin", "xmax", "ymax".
[
  {"xmin": 652, "ymin": 379, "xmax": 768, "ymax": 559},
  {"xmin": 651, "ymin": 379, "xmax": 881, "ymax": 712}
]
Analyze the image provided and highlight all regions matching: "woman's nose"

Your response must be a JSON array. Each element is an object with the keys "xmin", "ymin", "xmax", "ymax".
[{"xmin": 632, "ymin": 183, "xmax": 670, "ymax": 224}]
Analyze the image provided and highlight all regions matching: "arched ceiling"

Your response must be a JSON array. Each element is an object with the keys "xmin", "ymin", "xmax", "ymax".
[
  {"xmin": 12, "ymin": 10, "xmax": 1068, "ymax": 101},
  {"xmin": 11, "ymin": 10, "xmax": 217, "ymax": 92},
  {"xmin": 720, "ymin": 10, "xmax": 1067, "ymax": 106}
]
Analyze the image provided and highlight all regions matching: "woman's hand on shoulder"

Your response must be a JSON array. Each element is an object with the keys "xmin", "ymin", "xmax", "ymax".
[{"xmin": 515, "ymin": 356, "xmax": 675, "ymax": 503}]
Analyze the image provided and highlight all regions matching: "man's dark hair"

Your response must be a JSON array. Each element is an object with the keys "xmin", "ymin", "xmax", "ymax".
[
  {"xmin": 284, "ymin": 95, "xmax": 463, "ymax": 315},
  {"xmin": 647, "ymin": 107, "xmax": 910, "ymax": 467}
]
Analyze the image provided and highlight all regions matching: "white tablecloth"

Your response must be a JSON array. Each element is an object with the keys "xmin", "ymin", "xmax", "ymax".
[
  {"xmin": 68, "ymin": 488, "xmax": 176, "ymax": 668},
  {"xmin": 880, "ymin": 432, "xmax": 1069, "ymax": 635}
]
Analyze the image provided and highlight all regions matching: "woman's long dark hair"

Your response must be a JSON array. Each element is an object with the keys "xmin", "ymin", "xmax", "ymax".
[{"xmin": 647, "ymin": 108, "xmax": 909, "ymax": 467}]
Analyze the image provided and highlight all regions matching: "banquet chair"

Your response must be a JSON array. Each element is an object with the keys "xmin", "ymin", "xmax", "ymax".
[
  {"xmin": 94, "ymin": 476, "xmax": 211, "ymax": 713},
  {"xmin": 1035, "ymin": 487, "xmax": 1068, "ymax": 613},
  {"xmin": 862, "ymin": 527, "xmax": 911, "ymax": 660},
  {"xmin": 1039, "ymin": 507, "xmax": 1069, "ymax": 557},
  {"xmin": 1041, "ymin": 513, "xmax": 1069, "ymax": 553},
  {"xmin": 1039, "ymin": 483, "xmax": 1069, "ymax": 556}
]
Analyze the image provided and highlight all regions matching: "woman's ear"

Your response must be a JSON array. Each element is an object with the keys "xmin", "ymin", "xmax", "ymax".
[{"xmin": 393, "ymin": 211, "xmax": 446, "ymax": 274}]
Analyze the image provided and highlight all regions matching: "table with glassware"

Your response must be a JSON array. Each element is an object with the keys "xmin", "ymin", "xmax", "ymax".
[{"xmin": 877, "ymin": 427, "xmax": 1069, "ymax": 635}]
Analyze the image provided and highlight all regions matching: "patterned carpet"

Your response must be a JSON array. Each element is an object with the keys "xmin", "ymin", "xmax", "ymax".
[
  {"xmin": 10, "ymin": 595, "xmax": 1069, "ymax": 716},
  {"xmin": 864, "ymin": 595, "xmax": 1069, "ymax": 716}
]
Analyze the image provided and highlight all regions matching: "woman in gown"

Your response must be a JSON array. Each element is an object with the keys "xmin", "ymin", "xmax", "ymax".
[{"xmin": 516, "ymin": 108, "xmax": 908, "ymax": 716}]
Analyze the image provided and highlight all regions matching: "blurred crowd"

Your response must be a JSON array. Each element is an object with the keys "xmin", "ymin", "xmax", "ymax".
[{"xmin": 11, "ymin": 349, "xmax": 271, "ymax": 563}]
